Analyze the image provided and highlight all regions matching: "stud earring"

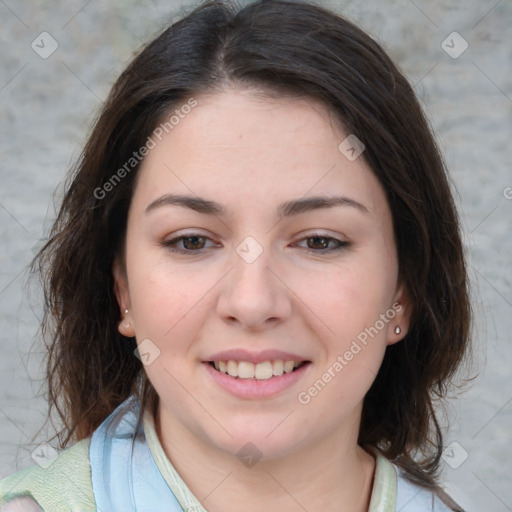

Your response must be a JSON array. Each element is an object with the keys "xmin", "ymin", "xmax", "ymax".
[
  {"xmin": 123, "ymin": 309, "xmax": 130, "ymax": 329},
  {"xmin": 394, "ymin": 326, "xmax": 401, "ymax": 335}
]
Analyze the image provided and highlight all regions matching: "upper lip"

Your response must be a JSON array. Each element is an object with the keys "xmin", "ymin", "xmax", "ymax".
[{"xmin": 206, "ymin": 349, "xmax": 310, "ymax": 364}]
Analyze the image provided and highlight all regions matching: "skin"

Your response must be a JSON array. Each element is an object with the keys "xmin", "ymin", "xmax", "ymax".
[
  {"xmin": 0, "ymin": 497, "xmax": 44, "ymax": 512},
  {"xmin": 114, "ymin": 87, "xmax": 411, "ymax": 512}
]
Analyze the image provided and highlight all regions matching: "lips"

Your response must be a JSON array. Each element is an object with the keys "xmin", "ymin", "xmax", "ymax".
[
  {"xmin": 203, "ymin": 359, "xmax": 311, "ymax": 399},
  {"xmin": 203, "ymin": 349, "xmax": 311, "ymax": 397}
]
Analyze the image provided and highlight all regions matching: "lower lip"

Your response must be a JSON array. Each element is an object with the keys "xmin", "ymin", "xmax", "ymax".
[{"xmin": 203, "ymin": 362, "xmax": 311, "ymax": 399}]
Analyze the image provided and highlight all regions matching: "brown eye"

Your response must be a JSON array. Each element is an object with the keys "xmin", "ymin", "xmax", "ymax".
[
  {"xmin": 306, "ymin": 236, "xmax": 330, "ymax": 250},
  {"xmin": 163, "ymin": 233, "xmax": 218, "ymax": 253},
  {"xmin": 181, "ymin": 236, "xmax": 207, "ymax": 250},
  {"xmin": 295, "ymin": 234, "xmax": 350, "ymax": 254}
]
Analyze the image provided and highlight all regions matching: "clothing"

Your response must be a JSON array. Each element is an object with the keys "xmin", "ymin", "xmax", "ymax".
[{"xmin": 0, "ymin": 395, "xmax": 456, "ymax": 511}]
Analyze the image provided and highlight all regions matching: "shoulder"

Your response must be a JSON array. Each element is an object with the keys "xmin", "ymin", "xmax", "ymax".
[
  {"xmin": 0, "ymin": 438, "xmax": 95, "ymax": 512},
  {"xmin": 395, "ymin": 467, "xmax": 463, "ymax": 512}
]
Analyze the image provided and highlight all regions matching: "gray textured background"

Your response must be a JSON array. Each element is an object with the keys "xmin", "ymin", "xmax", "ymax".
[{"xmin": 1, "ymin": 1, "xmax": 511, "ymax": 510}]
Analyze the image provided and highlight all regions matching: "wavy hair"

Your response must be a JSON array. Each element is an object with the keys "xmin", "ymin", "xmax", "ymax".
[{"xmin": 32, "ymin": 1, "xmax": 471, "ymax": 506}]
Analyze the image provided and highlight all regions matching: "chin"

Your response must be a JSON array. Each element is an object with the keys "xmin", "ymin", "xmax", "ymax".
[{"xmin": 206, "ymin": 418, "xmax": 308, "ymax": 462}]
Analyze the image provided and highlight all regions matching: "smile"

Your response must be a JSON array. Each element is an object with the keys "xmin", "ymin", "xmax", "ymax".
[
  {"xmin": 203, "ymin": 359, "xmax": 311, "ymax": 399},
  {"xmin": 209, "ymin": 360, "xmax": 308, "ymax": 380}
]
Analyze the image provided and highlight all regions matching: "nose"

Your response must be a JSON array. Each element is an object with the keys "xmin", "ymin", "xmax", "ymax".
[{"xmin": 216, "ymin": 245, "xmax": 293, "ymax": 331}]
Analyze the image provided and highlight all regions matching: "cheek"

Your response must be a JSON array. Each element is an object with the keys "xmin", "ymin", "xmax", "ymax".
[
  {"xmin": 295, "ymin": 258, "xmax": 393, "ymax": 333},
  {"xmin": 126, "ymin": 249, "xmax": 218, "ymax": 353},
  {"xmin": 125, "ymin": 252, "xmax": 179, "ymax": 336}
]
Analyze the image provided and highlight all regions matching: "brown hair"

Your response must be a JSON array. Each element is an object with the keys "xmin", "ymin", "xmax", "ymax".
[{"xmin": 33, "ymin": 0, "xmax": 471, "ymax": 506}]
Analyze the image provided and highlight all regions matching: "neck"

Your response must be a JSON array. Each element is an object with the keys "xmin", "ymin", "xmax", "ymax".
[{"xmin": 155, "ymin": 406, "xmax": 376, "ymax": 512}]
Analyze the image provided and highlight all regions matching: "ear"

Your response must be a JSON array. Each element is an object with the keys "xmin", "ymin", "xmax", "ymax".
[
  {"xmin": 113, "ymin": 258, "xmax": 135, "ymax": 338},
  {"xmin": 386, "ymin": 282, "xmax": 412, "ymax": 346}
]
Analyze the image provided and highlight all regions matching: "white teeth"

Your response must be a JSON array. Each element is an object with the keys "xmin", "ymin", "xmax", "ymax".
[
  {"xmin": 238, "ymin": 361, "xmax": 255, "ymax": 379},
  {"xmin": 227, "ymin": 360, "xmax": 238, "ymax": 377},
  {"xmin": 283, "ymin": 361, "xmax": 295, "ymax": 373},
  {"xmin": 272, "ymin": 360, "xmax": 284, "ymax": 376},
  {"xmin": 254, "ymin": 361, "xmax": 273, "ymax": 380},
  {"xmin": 212, "ymin": 360, "xmax": 304, "ymax": 380}
]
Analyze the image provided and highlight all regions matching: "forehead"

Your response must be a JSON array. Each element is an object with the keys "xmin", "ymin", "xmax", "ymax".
[
  {"xmin": 133, "ymin": 88, "xmax": 387, "ymax": 218},
  {"xmin": 161, "ymin": 88, "xmax": 344, "ymax": 161}
]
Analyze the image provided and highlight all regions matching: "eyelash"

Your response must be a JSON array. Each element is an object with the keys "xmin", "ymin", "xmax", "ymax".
[{"xmin": 162, "ymin": 233, "xmax": 350, "ymax": 255}]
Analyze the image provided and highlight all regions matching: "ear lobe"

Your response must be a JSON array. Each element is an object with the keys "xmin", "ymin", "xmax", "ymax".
[
  {"xmin": 386, "ymin": 283, "xmax": 412, "ymax": 346},
  {"xmin": 113, "ymin": 259, "xmax": 135, "ymax": 337}
]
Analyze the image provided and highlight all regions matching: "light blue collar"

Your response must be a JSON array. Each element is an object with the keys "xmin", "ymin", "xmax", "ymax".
[{"xmin": 89, "ymin": 395, "xmax": 184, "ymax": 512}]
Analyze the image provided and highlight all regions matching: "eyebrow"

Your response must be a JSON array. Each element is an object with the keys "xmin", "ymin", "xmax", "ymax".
[{"xmin": 145, "ymin": 193, "xmax": 370, "ymax": 218}]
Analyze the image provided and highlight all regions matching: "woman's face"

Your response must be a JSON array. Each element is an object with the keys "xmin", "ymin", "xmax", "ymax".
[{"xmin": 114, "ymin": 88, "xmax": 410, "ymax": 460}]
